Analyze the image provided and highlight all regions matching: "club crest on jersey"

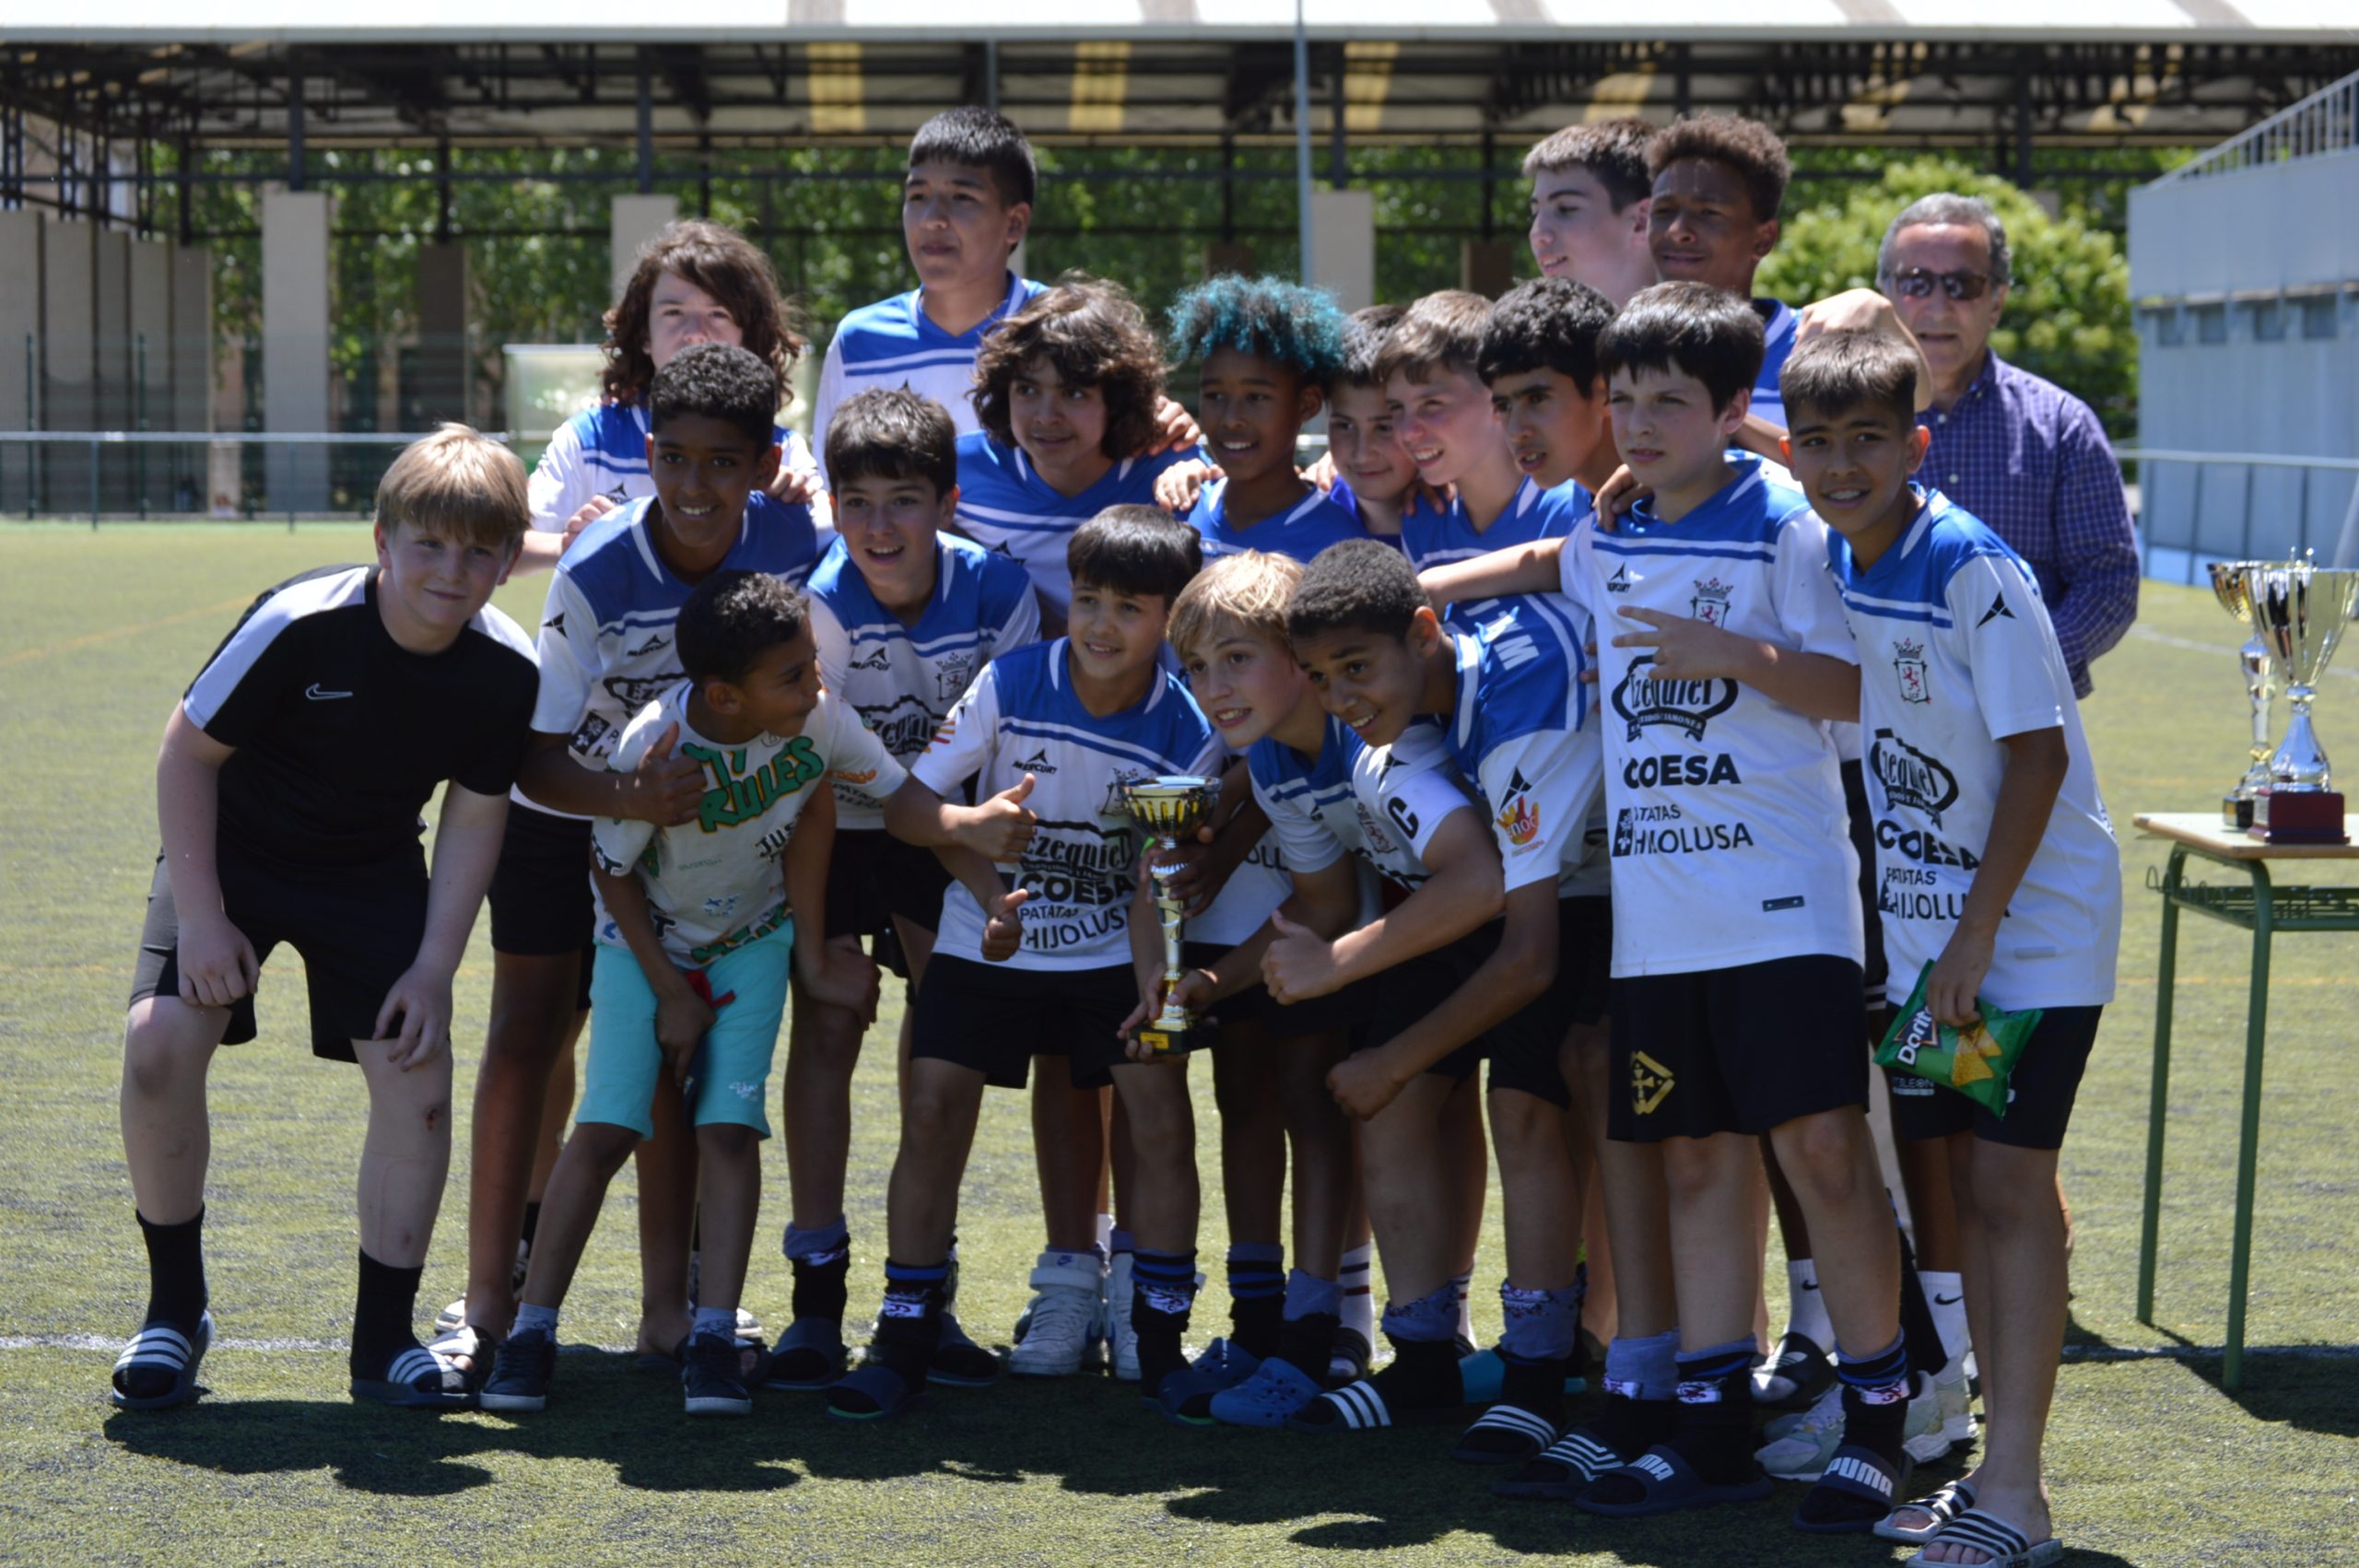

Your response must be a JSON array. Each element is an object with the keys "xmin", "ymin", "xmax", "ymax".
[
  {"xmin": 1869, "ymin": 729, "xmax": 1960, "ymax": 825},
  {"xmin": 1611, "ymin": 657, "xmax": 1738, "ymax": 742},
  {"xmin": 935, "ymin": 651, "xmax": 976, "ymax": 701},
  {"xmin": 1893, "ymin": 638, "xmax": 1930, "ymax": 705},
  {"xmin": 1689, "ymin": 576, "xmax": 1732, "ymax": 626},
  {"xmin": 1495, "ymin": 766, "xmax": 1543, "ymax": 848},
  {"xmin": 850, "ymin": 646, "xmax": 892, "ymax": 672}
]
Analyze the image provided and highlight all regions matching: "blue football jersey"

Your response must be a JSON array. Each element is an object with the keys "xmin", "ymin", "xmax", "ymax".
[
  {"xmin": 1402, "ymin": 477, "xmax": 1593, "ymax": 630},
  {"xmin": 527, "ymin": 401, "xmax": 815, "ymax": 532},
  {"xmin": 1186, "ymin": 479, "xmax": 1370, "ymax": 566},
  {"xmin": 953, "ymin": 433, "xmax": 1199, "ymax": 617},
  {"xmin": 1752, "ymin": 298, "xmax": 1798, "ymax": 430},
  {"xmin": 810, "ymin": 275, "xmax": 1047, "ymax": 481},
  {"xmin": 806, "ymin": 532, "xmax": 1042, "ymax": 830}
]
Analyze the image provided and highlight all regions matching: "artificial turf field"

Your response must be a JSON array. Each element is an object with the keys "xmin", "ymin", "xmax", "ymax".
[{"xmin": 2, "ymin": 523, "xmax": 2355, "ymax": 1568}]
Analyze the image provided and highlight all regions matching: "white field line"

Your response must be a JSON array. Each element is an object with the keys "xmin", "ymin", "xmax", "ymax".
[{"xmin": 2128, "ymin": 623, "xmax": 2359, "ymax": 680}]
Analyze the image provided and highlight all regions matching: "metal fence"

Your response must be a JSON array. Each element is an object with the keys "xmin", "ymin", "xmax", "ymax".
[
  {"xmin": 2155, "ymin": 68, "xmax": 2359, "ymax": 183},
  {"xmin": 2119, "ymin": 448, "xmax": 2359, "ymax": 582}
]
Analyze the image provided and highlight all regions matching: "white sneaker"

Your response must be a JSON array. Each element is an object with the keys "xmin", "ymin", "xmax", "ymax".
[
  {"xmin": 1105, "ymin": 1251, "xmax": 1140, "ymax": 1383},
  {"xmin": 1756, "ymin": 1375, "xmax": 1950, "ymax": 1480},
  {"xmin": 1006, "ymin": 1251, "xmax": 1104, "ymax": 1378},
  {"xmin": 1934, "ymin": 1355, "xmax": 1977, "ymax": 1446}
]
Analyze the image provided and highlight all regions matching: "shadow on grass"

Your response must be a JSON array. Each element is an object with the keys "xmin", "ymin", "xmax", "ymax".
[
  {"xmin": 2138, "ymin": 1327, "xmax": 2359, "ymax": 1439},
  {"xmin": 101, "ymin": 1352, "xmax": 808, "ymax": 1497}
]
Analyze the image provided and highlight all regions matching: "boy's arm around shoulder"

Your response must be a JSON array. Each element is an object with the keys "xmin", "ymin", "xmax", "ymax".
[
  {"xmin": 154, "ymin": 705, "xmax": 256, "ymax": 1010},
  {"xmin": 1264, "ymin": 803, "xmax": 1502, "ymax": 1005},
  {"xmin": 1418, "ymin": 536, "xmax": 1567, "ymax": 611}
]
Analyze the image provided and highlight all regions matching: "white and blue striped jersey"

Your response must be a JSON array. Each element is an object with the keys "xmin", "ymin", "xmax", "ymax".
[
  {"xmin": 1402, "ymin": 476, "xmax": 1593, "ymax": 631},
  {"xmin": 1396, "ymin": 594, "xmax": 1609, "ymax": 900},
  {"xmin": 953, "ymin": 433, "xmax": 1200, "ymax": 618},
  {"xmin": 1831, "ymin": 488, "xmax": 2118, "ymax": 1011},
  {"xmin": 528, "ymin": 493, "xmax": 825, "ymax": 816},
  {"xmin": 1561, "ymin": 451, "xmax": 1861, "ymax": 976},
  {"xmin": 1250, "ymin": 716, "xmax": 1482, "ymax": 894},
  {"xmin": 806, "ymin": 532, "xmax": 1041, "ymax": 830},
  {"xmin": 527, "ymin": 401, "xmax": 818, "ymax": 532},
  {"xmin": 1184, "ymin": 479, "xmax": 1370, "ymax": 567},
  {"xmin": 911, "ymin": 639, "xmax": 1224, "ymax": 971},
  {"xmin": 810, "ymin": 274, "xmax": 1047, "ymax": 483},
  {"xmin": 1751, "ymin": 298, "xmax": 1798, "ymax": 431}
]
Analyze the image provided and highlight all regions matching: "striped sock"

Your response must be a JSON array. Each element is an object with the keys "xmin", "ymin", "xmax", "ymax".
[
  {"xmin": 1226, "ymin": 1243, "xmax": 1284, "ymax": 1358},
  {"xmin": 875, "ymin": 1258, "xmax": 948, "ymax": 1383},
  {"xmin": 1671, "ymin": 1338, "xmax": 1761, "ymax": 1484},
  {"xmin": 1339, "ymin": 1244, "xmax": 1375, "ymax": 1344},
  {"xmin": 1131, "ymin": 1248, "xmax": 1198, "ymax": 1388},
  {"xmin": 1836, "ymin": 1330, "xmax": 1911, "ymax": 1457}
]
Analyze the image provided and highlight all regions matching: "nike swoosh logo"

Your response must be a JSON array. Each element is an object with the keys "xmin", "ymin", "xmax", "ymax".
[
  {"xmin": 305, "ymin": 684, "xmax": 354, "ymax": 700},
  {"xmin": 1932, "ymin": 1293, "xmax": 1964, "ymax": 1306}
]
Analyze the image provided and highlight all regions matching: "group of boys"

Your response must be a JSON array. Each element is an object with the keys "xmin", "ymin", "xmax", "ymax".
[{"xmin": 110, "ymin": 100, "xmax": 2116, "ymax": 1568}]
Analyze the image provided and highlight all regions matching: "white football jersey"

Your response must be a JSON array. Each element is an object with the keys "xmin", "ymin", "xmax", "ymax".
[
  {"xmin": 1832, "ymin": 488, "xmax": 2119, "ymax": 1011},
  {"xmin": 1250, "ymin": 716, "xmax": 1484, "ymax": 893},
  {"xmin": 806, "ymin": 532, "xmax": 1041, "ymax": 830},
  {"xmin": 592, "ymin": 685, "xmax": 903, "ymax": 966},
  {"xmin": 911, "ymin": 639, "xmax": 1223, "ymax": 972},
  {"xmin": 1562, "ymin": 453, "xmax": 1863, "ymax": 977},
  {"xmin": 528, "ymin": 402, "xmax": 821, "ymax": 533}
]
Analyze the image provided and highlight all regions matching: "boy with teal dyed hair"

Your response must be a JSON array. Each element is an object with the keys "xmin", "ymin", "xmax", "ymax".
[{"xmin": 1163, "ymin": 276, "xmax": 1369, "ymax": 565}]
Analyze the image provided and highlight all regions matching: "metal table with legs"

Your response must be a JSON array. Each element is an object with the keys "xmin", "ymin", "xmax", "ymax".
[{"xmin": 2132, "ymin": 812, "xmax": 2359, "ymax": 1391}]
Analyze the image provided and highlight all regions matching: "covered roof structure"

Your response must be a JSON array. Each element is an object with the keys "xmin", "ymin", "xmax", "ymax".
[{"xmin": 6, "ymin": 9, "xmax": 2357, "ymax": 170}]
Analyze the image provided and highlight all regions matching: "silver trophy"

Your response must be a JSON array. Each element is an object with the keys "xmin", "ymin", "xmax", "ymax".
[
  {"xmin": 2210, "ymin": 560, "xmax": 2277, "ymax": 828},
  {"xmin": 1121, "ymin": 775, "xmax": 1223, "ymax": 1059},
  {"xmin": 2246, "ymin": 559, "xmax": 2359, "ymax": 843}
]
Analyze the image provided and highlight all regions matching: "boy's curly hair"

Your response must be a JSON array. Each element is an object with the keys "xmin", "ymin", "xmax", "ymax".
[
  {"xmin": 677, "ymin": 569, "xmax": 810, "ymax": 687},
  {"xmin": 1479, "ymin": 276, "xmax": 1619, "ymax": 392},
  {"xmin": 649, "ymin": 344, "xmax": 781, "ymax": 448},
  {"xmin": 971, "ymin": 275, "xmax": 1165, "ymax": 460},
  {"xmin": 1333, "ymin": 304, "xmax": 1405, "ymax": 392},
  {"xmin": 1646, "ymin": 113, "xmax": 1793, "ymax": 224},
  {"xmin": 601, "ymin": 221, "xmax": 804, "ymax": 404},
  {"xmin": 1166, "ymin": 275, "xmax": 1347, "ymax": 385},
  {"xmin": 1285, "ymin": 539, "xmax": 1431, "ymax": 647}
]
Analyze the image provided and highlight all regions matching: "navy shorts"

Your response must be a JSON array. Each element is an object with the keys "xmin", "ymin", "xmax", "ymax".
[
  {"xmin": 130, "ymin": 848, "xmax": 428, "ymax": 1063},
  {"xmin": 1608, "ymin": 953, "xmax": 1870, "ymax": 1141},
  {"xmin": 909, "ymin": 955, "xmax": 1138, "ymax": 1091},
  {"xmin": 1884, "ymin": 1004, "xmax": 2103, "ymax": 1152},
  {"xmin": 487, "ymin": 802, "xmax": 595, "ymax": 1011},
  {"xmin": 825, "ymin": 826, "xmax": 952, "ymax": 979}
]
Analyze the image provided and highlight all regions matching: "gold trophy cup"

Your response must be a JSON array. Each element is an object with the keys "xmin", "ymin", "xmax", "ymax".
[
  {"xmin": 2209, "ymin": 560, "xmax": 2277, "ymax": 828},
  {"xmin": 1121, "ymin": 775, "xmax": 1223, "ymax": 1059}
]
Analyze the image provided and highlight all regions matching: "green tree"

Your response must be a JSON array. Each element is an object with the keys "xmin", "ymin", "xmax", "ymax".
[{"xmin": 1757, "ymin": 157, "xmax": 2135, "ymax": 435}]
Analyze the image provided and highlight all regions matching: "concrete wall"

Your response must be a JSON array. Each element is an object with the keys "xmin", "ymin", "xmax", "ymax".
[
  {"xmin": 416, "ymin": 241, "xmax": 470, "ymax": 428},
  {"xmin": 262, "ymin": 189, "xmax": 333, "ymax": 513},
  {"xmin": 1309, "ymin": 189, "xmax": 1375, "ymax": 313},
  {"xmin": 40, "ymin": 218, "xmax": 98, "ymax": 510},
  {"xmin": 2130, "ymin": 155, "xmax": 2359, "ymax": 575},
  {"xmin": 0, "ymin": 212, "xmax": 40, "ymax": 512},
  {"xmin": 2129, "ymin": 152, "xmax": 2359, "ymax": 299},
  {"xmin": 610, "ymin": 194, "xmax": 680, "ymax": 298}
]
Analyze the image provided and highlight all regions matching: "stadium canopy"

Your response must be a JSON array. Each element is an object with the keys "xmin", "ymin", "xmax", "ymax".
[{"xmin": 6, "ymin": 6, "xmax": 2358, "ymax": 158}]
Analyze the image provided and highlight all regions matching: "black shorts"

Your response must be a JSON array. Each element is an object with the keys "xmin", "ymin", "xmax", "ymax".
[
  {"xmin": 1885, "ymin": 1004, "xmax": 2103, "ymax": 1152},
  {"xmin": 1608, "ymin": 953, "xmax": 1869, "ymax": 1141},
  {"xmin": 129, "ymin": 849, "xmax": 428, "ymax": 1062},
  {"xmin": 824, "ymin": 827, "xmax": 950, "ymax": 977},
  {"xmin": 1183, "ymin": 942, "xmax": 1364, "ymax": 1040},
  {"xmin": 1358, "ymin": 897, "xmax": 1609, "ymax": 1109},
  {"xmin": 487, "ymin": 803, "xmax": 597, "ymax": 1009},
  {"xmin": 909, "ymin": 955, "xmax": 1138, "ymax": 1091},
  {"xmin": 1841, "ymin": 757, "xmax": 1889, "ymax": 1008}
]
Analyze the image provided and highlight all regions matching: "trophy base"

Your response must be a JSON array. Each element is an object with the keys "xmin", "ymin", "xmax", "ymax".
[
  {"xmin": 1132, "ymin": 1016, "xmax": 1219, "ymax": 1060},
  {"xmin": 2224, "ymin": 793, "xmax": 2255, "ymax": 830},
  {"xmin": 2249, "ymin": 789, "xmax": 2349, "ymax": 845}
]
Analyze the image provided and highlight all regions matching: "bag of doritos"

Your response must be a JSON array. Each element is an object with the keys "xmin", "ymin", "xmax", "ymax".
[{"xmin": 1873, "ymin": 963, "xmax": 2042, "ymax": 1118}]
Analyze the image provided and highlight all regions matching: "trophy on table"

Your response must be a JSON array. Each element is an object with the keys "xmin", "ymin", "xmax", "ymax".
[
  {"xmin": 1121, "ymin": 775, "xmax": 1224, "ymax": 1059},
  {"xmin": 2209, "ymin": 560, "xmax": 2278, "ymax": 829},
  {"xmin": 2245, "ymin": 558, "xmax": 2359, "ymax": 844}
]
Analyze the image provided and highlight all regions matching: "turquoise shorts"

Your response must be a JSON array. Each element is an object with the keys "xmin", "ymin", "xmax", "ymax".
[{"xmin": 579, "ymin": 924, "xmax": 793, "ymax": 1140}]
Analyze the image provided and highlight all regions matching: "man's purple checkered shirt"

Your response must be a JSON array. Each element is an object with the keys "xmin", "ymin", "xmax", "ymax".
[{"xmin": 1917, "ymin": 350, "xmax": 2139, "ymax": 698}]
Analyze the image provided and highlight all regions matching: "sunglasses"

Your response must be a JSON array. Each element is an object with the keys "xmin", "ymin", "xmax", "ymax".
[{"xmin": 1888, "ymin": 267, "xmax": 1996, "ymax": 302}]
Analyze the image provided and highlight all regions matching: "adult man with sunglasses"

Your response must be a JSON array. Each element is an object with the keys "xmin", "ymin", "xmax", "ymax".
[{"xmin": 1878, "ymin": 193, "xmax": 2139, "ymax": 699}]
